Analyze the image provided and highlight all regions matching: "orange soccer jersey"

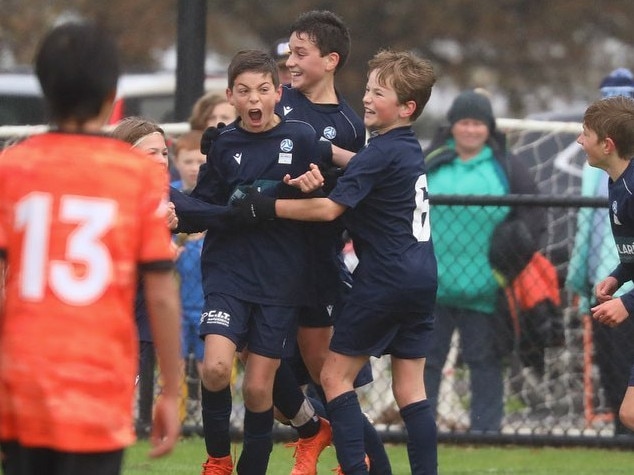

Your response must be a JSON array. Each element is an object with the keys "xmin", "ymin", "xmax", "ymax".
[{"xmin": 0, "ymin": 133, "xmax": 174, "ymax": 452}]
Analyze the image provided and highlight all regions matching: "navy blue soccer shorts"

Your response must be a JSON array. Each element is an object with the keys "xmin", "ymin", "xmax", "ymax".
[
  {"xmin": 298, "ymin": 304, "xmax": 335, "ymax": 328},
  {"xmin": 330, "ymin": 301, "xmax": 435, "ymax": 359},
  {"xmin": 199, "ymin": 293, "xmax": 298, "ymax": 359},
  {"xmin": 629, "ymin": 364, "xmax": 634, "ymax": 387}
]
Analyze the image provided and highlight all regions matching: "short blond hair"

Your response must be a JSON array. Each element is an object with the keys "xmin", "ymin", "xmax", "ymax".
[{"xmin": 367, "ymin": 50, "xmax": 436, "ymax": 121}]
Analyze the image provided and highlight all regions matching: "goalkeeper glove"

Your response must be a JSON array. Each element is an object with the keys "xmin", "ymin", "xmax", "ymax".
[{"xmin": 232, "ymin": 187, "xmax": 277, "ymax": 224}]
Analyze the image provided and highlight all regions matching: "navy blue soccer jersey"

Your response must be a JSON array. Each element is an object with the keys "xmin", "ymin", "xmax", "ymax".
[
  {"xmin": 277, "ymin": 85, "xmax": 366, "ymax": 152},
  {"xmin": 608, "ymin": 159, "xmax": 634, "ymax": 313},
  {"xmin": 190, "ymin": 117, "xmax": 320, "ymax": 306},
  {"xmin": 278, "ymin": 85, "xmax": 366, "ymax": 306},
  {"xmin": 328, "ymin": 126, "xmax": 438, "ymax": 313}
]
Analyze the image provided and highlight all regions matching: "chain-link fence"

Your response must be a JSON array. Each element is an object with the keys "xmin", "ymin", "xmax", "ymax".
[{"xmin": 135, "ymin": 193, "xmax": 634, "ymax": 447}]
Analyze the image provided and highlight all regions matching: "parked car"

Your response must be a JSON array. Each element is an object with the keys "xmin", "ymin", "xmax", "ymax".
[{"xmin": 0, "ymin": 71, "xmax": 226, "ymax": 127}]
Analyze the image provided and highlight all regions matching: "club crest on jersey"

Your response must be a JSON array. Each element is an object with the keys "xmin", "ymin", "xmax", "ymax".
[
  {"xmin": 280, "ymin": 139, "xmax": 293, "ymax": 152},
  {"xmin": 279, "ymin": 139, "xmax": 293, "ymax": 164},
  {"xmin": 613, "ymin": 201, "xmax": 622, "ymax": 225},
  {"xmin": 323, "ymin": 126, "xmax": 337, "ymax": 140}
]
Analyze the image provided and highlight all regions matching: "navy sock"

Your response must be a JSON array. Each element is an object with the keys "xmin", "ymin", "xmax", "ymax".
[
  {"xmin": 327, "ymin": 391, "xmax": 368, "ymax": 475},
  {"xmin": 273, "ymin": 360, "xmax": 304, "ymax": 419},
  {"xmin": 363, "ymin": 414, "xmax": 392, "ymax": 475},
  {"xmin": 236, "ymin": 407, "xmax": 274, "ymax": 475},
  {"xmin": 201, "ymin": 383, "xmax": 232, "ymax": 457},
  {"xmin": 273, "ymin": 361, "xmax": 320, "ymax": 438},
  {"xmin": 317, "ymin": 383, "xmax": 389, "ymax": 473},
  {"xmin": 400, "ymin": 399, "xmax": 438, "ymax": 475}
]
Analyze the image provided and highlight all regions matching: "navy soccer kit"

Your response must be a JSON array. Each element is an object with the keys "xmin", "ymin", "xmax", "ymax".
[
  {"xmin": 277, "ymin": 85, "xmax": 366, "ymax": 322},
  {"xmin": 608, "ymin": 159, "xmax": 634, "ymax": 312},
  {"xmin": 607, "ymin": 159, "xmax": 634, "ymax": 386},
  {"xmin": 327, "ymin": 126, "xmax": 438, "ymax": 358},
  {"xmin": 190, "ymin": 117, "xmax": 320, "ymax": 355},
  {"xmin": 278, "ymin": 86, "xmax": 366, "ymax": 152}
]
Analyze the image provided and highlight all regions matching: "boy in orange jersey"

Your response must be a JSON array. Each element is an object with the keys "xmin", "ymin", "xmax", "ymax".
[{"xmin": 0, "ymin": 22, "xmax": 182, "ymax": 475}]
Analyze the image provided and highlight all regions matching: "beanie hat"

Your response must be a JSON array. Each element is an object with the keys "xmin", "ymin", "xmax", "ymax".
[
  {"xmin": 447, "ymin": 90, "xmax": 496, "ymax": 132},
  {"xmin": 599, "ymin": 68, "xmax": 634, "ymax": 98}
]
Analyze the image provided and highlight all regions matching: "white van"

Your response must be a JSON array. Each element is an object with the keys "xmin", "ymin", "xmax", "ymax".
[{"xmin": 0, "ymin": 71, "xmax": 226, "ymax": 127}]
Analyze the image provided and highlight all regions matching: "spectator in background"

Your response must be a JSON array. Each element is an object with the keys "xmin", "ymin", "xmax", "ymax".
[
  {"xmin": 566, "ymin": 67, "xmax": 634, "ymax": 436},
  {"xmin": 111, "ymin": 116, "xmax": 173, "ymax": 437},
  {"xmin": 171, "ymin": 130, "xmax": 207, "ymax": 426},
  {"xmin": 188, "ymin": 91, "xmax": 236, "ymax": 131},
  {"xmin": 423, "ymin": 90, "xmax": 544, "ymax": 432},
  {"xmin": 271, "ymin": 37, "xmax": 292, "ymax": 85},
  {"xmin": 0, "ymin": 22, "xmax": 181, "ymax": 475}
]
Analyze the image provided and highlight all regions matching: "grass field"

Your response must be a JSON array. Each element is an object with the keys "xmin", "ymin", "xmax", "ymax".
[{"xmin": 123, "ymin": 437, "xmax": 634, "ymax": 474}]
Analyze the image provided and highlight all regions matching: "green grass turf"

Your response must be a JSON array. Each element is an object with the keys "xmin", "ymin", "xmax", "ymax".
[{"xmin": 123, "ymin": 437, "xmax": 634, "ymax": 474}]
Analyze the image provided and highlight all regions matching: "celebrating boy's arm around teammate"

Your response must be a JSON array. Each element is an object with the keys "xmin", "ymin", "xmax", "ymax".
[
  {"xmin": 236, "ymin": 49, "xmax": 439, "ymax": 475},
  {"xmin": 272, "ymin": 11, "xmax": 394, "ymax": 475},
  {"xmin": 578, "ymin": 95, "xmax": 634, "ymax": 431}
]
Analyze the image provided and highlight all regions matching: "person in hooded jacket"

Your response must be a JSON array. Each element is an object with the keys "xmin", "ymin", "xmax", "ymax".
[{"xmin": 423, "ymin": 89, "xmax": 545, "ymax": 432}]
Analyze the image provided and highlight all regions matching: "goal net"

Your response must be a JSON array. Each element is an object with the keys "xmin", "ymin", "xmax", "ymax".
[{"xmin": 499, "ymin": 117, "xmax": 584, "ymax": 285}]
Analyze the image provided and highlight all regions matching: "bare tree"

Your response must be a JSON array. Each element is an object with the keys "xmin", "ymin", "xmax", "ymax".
[{"xmin": 4, "ymin": 0, "xmax": 634, "ymax": 116}]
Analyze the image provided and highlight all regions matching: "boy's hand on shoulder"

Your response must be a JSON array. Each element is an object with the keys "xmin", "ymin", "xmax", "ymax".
[
  {"xmin": 231, "ymin": 187, "xmax": 277, "ymax": 224},
  {"xmin": 200, "ymin": 122, "xmax": 225, "ymax": 155}
]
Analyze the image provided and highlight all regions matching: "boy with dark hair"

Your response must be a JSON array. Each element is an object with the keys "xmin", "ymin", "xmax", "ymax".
[
  {"xmin": 577, "ymin": 95, "xmax": 634, "ymax": 433},
  {"xmin": 178, "ymin": 49, "xmax": 321, "ymax": 475},
  {"xmin": 236, "ymin": 49, "xmax": 439, "ymax": 475},
  {"xmin": 273, "ymin": 10, "xmax": 392, "ymax": 474},
  {"xmin": 0, "ymin": 22, "xmax": 182, "ymax": 475}
]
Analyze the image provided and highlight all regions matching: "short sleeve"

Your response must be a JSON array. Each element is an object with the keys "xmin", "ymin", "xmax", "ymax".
[{"xmin": 138, "ymin": 161, "xmax": 174, "ymax": 264}]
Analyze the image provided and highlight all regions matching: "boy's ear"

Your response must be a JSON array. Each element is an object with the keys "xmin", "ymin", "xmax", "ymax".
[
  {"xmin": 399, "ymin": 100, "xmax": 417, "ymax": 119},
  {"xmin": 226, "ymin": 87, "xmax": 234, "ymax": 106},
  {"xmin": 106, "ymin": 89, "xmax": 117, "ymax": 105},
  {"xmin": 275, "ymin": 83, "xmax": 283, "ymax": 103},
  {"xmin": 98, "ymin": 89, "xmax": 117, "ymax": 124},
  {"xmin": 603, "ymin": 136, "xmax": 617, "ymax": 154},
  {"xmin": 325, "ymin": 52, "xmax": 340, "ymax": 73}
]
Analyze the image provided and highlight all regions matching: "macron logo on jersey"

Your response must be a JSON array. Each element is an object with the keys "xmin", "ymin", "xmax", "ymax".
[
  {"xmin": 233, "ymin": 153, "xmax": 242, "ymax": 164},
  {"xmin": 283, "ymin": 106, "xmax": 293, "ymax": 116}
]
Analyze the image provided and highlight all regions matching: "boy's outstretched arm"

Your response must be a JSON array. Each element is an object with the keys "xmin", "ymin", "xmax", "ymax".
[
  {"xmin": 169, "ymin": 187, "xmax": 236, "ymax": 233},
  {"xmin": 233, "ymin": 188, "xmax": 346, "ymax": 224}
]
